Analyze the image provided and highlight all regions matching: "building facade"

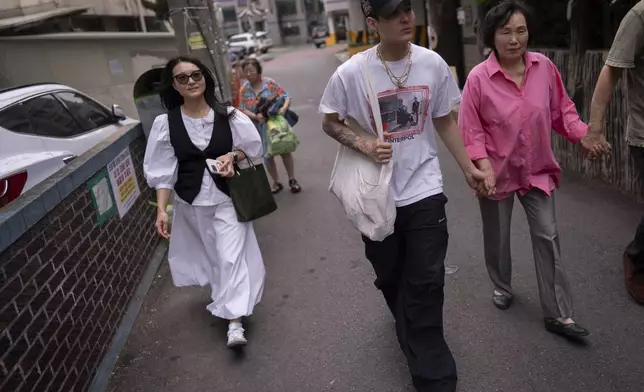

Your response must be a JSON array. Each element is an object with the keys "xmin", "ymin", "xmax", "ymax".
[
  {"xmin": 0, "ymin": 0, "xmax": 325, "ymax": 45},
  {"xmin": 458, "ymin": 0, "xmax": 485, "ymax": 75},
  {"xmin": 217, "ymin": 0, "xmax": 318, "ymax": 45},
  {"xmin": 264, "ymin": 0, "xmax": 309, "ymax": 45},
  {"xmin": 0, "ymin": 0, "xmax": 155, "ymax": 18},
  {"xmin": 0, "ymin": 0, "xmax": 164, "ymax": 35},
  {"xmin": 218, "ymin": 0, "xmax": 244, "ymax": 37}
]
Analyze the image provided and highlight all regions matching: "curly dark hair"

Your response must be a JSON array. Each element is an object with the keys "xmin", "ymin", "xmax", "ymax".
[{"xmin": 158, "ymin": 56, "xmax": 231, "ymax": 118}]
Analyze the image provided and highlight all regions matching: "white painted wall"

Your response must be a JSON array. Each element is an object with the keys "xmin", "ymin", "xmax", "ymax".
[
  {"xmin": 0, "ymin": 33, "xmax": 177, "ymax": 119},
  {"xmin": 0, "ymin": 0, "xmax": 155, "ymax": 17},
  {"xmin": 324, "ymin": 0, "xmax": 349, "ymax": 14},
  {"xmin": 0, "ymin": 0, "xmax": 55, "ymax": 18}
]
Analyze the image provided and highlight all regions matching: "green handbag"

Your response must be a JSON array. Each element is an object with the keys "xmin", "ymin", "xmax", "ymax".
[{"xmin": 226, "ymin": 152, "xmax": 278, "ymax": 222}]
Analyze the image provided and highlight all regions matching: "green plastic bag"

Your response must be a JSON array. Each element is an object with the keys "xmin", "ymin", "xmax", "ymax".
[{"xmin": 266, "ymin": 115, "xmax": 299, "ymax": 157}]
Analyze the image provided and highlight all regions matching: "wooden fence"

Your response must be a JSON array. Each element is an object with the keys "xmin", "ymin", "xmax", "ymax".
[{"xmin": 538, "ymin": 49, "xmax": 644, "ymax": 200}]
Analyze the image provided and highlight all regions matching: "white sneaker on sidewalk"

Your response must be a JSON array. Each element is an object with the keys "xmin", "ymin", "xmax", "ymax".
[{"xmin": 227, "ymin": 323, "xmax": 247, "ymax": 349}]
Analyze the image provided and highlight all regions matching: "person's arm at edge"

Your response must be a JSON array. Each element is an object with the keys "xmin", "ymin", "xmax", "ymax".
[
  {"xmin": 588, "ymin": 65, "xmax": 624, "ymax": 135},
  {"xmin": 589, "ymin": 8, "xmax": 643, "ymax": 135}
]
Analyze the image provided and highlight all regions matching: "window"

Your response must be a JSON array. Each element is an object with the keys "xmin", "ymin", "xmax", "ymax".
[
  {"xmin": 55, "ymin": 92, "xmax": 115, "ymax": 131},
  {"xmin": 0, "ymin": 103, "xmax": 34, "ymax": 134},
  {"xmin": 22, "ymin": 95, "xmax": 84, "ymax": 138},
  {"xmin": 276, "ymin": 0, "xmax": 297, "ymax": 16},
  {"xmin": 281, "ymin": 24, "xmax": 300, "ymax": 37},
  {"xmin": 230, "ymin": 36, "xmax": 249, "ymax": 43},
  {"xmin": 222, "ymin": 8, "xmax": 237, "ymax": 23},
  {"xmin": 303, "ymin": 0, "xmax": 323, "ymax": 16}
]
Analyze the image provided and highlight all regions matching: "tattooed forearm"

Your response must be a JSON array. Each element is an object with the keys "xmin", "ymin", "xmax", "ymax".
[{"xmin": 322, "ymin": 115, "xmax": 372, "ymax": 155}]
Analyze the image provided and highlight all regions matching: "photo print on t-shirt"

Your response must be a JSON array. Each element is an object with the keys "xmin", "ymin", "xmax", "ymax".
[{"xmin": 370, "ymin": 85, "xmax": 430, "ymax": 143}]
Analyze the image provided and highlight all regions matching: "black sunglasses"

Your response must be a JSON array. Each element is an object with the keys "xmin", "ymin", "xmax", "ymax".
[{"xmin": 173, "ymin": 70, "xmax": 204, "ymax": 85}]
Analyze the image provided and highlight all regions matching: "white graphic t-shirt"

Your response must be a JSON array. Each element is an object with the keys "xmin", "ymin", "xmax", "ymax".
[{"xmin": 319, "ymin": 44, "xmax": 461, "ymax": 207}]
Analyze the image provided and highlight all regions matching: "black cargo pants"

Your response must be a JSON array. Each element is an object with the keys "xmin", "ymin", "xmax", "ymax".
[{"xmin": 362, "ymin": 193, "xmax": 457, "ymax": 392}]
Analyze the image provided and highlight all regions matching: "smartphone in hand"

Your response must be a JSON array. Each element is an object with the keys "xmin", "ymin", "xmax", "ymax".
[{"xmin": 205, "ymin": 158, "xmax": 223, "ymax": 176}]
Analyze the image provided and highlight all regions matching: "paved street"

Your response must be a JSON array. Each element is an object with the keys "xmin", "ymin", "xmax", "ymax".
[{"xmin": 107, "ymin": 45, "xmax": 644, "ymax": 392}]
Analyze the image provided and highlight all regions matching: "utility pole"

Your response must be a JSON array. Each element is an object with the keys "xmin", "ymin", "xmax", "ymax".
[
  {"xmin": 208, "ymin": 0, "xmax": 233, "ymax": 100},
  {"xmin": 167, "ymin": 0, "xmax": 232, "ymax": 102}
]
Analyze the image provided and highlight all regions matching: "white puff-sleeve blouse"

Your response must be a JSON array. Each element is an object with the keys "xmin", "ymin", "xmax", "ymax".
[{"xmin": 142, "ymin": 107, "xmax": 262, "ymax": 206}]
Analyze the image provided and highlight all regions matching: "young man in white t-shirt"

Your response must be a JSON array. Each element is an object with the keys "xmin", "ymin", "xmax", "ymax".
[{"xmin": 319, "ymin": 0, "xmax": 492, "ymax": 390}]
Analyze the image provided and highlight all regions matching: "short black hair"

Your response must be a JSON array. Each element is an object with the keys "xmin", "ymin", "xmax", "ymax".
[{"xmin": 482, "ymin": 0, "xmax": 532, "ymax": 50}]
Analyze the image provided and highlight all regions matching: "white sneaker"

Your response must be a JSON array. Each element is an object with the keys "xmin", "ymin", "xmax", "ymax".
[{"xmin": 227, "ymin": 324, "xmax": 247, "ymax": 349}]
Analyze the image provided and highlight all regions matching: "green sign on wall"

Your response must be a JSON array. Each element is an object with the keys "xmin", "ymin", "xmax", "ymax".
[{"xmin": 87, "ymin": 168, "xmax": 117, "ymax": 226}]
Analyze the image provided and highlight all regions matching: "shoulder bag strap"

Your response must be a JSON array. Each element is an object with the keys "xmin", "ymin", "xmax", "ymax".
[{"xmin": 358, "ymin": 52, "xmax": 385, "ymax": 142}]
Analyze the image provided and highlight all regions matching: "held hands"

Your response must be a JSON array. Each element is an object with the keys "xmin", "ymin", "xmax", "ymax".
[
  {"xmin": 469, "ymin": 159, "xmax": 496, "ymax": 197},
  {"xmin": 468, "ymin": 168, "xmax": 497, "ymax": 197},
  {"xmin": 581, "ymin": 124, "xmax": 612, "ymax": 160}
]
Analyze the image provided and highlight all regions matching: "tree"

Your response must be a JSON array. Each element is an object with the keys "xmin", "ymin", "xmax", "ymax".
[
  {"xmin": 565, "ymin": 0, "xmax": 627, "ymax": 110},
  {"xmin": 428, "ymin": 0, "xmax": 466, "ymax": 87},
  {"xmin": 565, "ymin": 0, "xmax": 590, "ymax": 109}
]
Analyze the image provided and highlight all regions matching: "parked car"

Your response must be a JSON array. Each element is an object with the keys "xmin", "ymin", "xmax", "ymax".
[
  {"xmin": 228, "ymin": 43, "xmax": 245, "ymax": 62},
  {"xmin": 228, "ymin": 33, "xmax": 258, "ymax": 57},
  {"xmin": 255, "ymin": 31, "xmax": 273, "ymax": 53},
  {"xmin": 312, "ymin": 26, "xmax": 329, "ymax": 48},
  {"xmin": 0, "ymin": 83, "xmax": 139, "ymax": 208}
]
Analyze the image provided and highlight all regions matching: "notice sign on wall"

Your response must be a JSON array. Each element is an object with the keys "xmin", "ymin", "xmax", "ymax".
[
  {"xmin": 88, "ymin": 169, "xmax": 117, "ymax": 226},
  {"xmin": 107, "ymin": 147, "xmax": 141, "ymax": 218},
  {"xmin": 188, "ymin": 32, "xmax": 206, "ymax": 50}
]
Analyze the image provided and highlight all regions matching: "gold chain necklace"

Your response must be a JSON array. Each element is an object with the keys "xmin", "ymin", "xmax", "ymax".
[{"xmin": 377, "ymin": 43, "xmax": 413, "ymax": 89}]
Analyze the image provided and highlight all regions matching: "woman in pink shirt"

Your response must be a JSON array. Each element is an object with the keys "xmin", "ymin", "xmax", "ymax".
[{"xmin": 459, "ymin": 0, "xmax": 609, "ymax": 338}]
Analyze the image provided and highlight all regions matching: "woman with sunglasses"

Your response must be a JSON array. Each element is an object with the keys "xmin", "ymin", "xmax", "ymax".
[{"xmin": 143, "ymin": 56, "xmax": 266, "ymax": 349}]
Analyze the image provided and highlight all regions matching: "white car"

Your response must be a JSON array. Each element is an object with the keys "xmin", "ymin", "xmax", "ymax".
[
  {"xmin": 228, "ymin": 33, "xmax": 258, "ymax": 56},
  {"xmin": 255, "ymin": 31, "xmax": 273, "ymax": 53},
  {"xmin": 0, "ymin": 83, "xmax": 139, "ymax": 208}
]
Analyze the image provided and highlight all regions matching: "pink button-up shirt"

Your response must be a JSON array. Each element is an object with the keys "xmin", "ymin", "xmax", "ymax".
[{"xmin": 459, "ymin": 51, "xmax": 588, "ymax": 200}]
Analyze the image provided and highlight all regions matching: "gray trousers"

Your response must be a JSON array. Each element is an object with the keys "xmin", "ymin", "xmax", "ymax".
[{"xmin": 478, "ymin": 189, "xmax": 574, "ymax": 319}]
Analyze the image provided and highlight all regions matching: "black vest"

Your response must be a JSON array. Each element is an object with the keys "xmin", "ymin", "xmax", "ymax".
[{"xmin": 168, "ymin": 108, "xmax": 232, "ymax": 204}]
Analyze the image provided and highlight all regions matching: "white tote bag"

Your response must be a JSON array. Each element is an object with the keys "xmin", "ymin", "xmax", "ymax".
[{"xmin": 328, "ymin": 54, "xmax": 396, "ymax": 242}]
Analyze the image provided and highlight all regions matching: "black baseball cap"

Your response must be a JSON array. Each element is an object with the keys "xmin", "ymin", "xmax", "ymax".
[{"xmin": 361, "ymin": 0, "xmax": 410, "ymax": 18}]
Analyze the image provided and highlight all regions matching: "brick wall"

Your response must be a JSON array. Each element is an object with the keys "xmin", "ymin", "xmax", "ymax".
[{"xmin": 0, "ymin": 136, "xmax": 159, "ymax": 392}]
